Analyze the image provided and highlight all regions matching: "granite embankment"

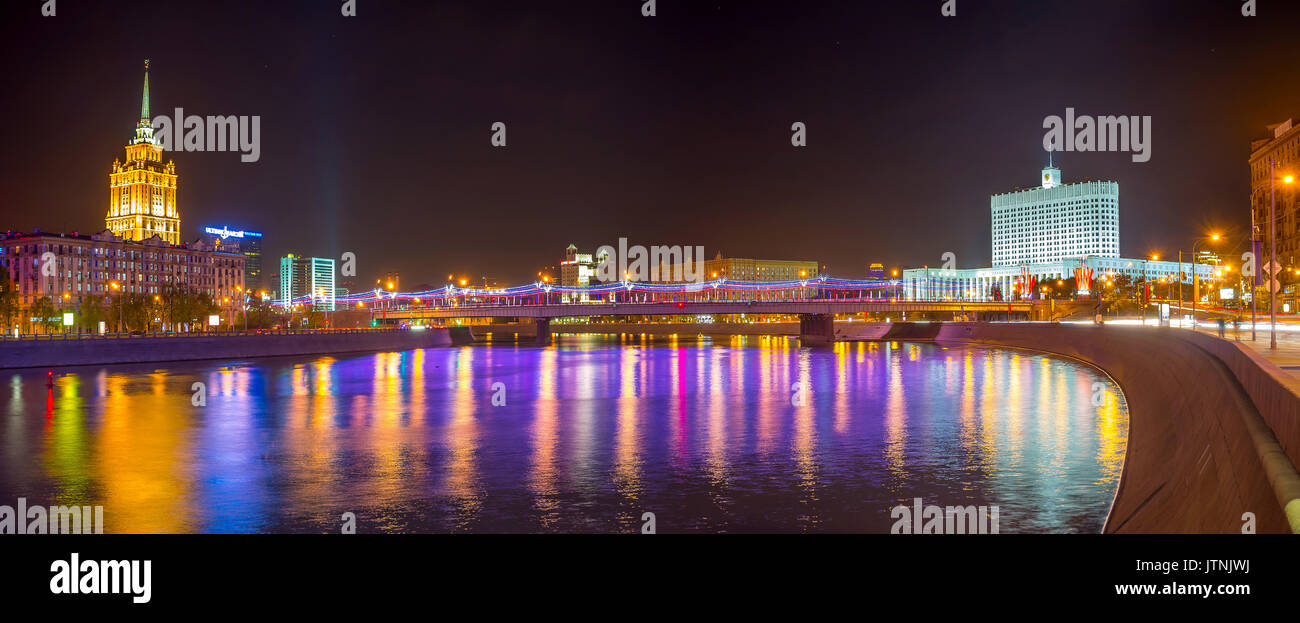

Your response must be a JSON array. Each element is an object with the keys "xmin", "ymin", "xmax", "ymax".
[
  {"xmin": 0, "ymin": 328, "xmax": 452, "ymax": 369},
  {"xmin": 930, "ymin": 322, "xmax": 1300, "ymax": 534}
]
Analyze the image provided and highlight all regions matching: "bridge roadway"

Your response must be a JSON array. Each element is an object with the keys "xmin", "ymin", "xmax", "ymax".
[
  {"xmin": 375, "ymin": 300, "xmax": 1037, "ymax": 319},
  {"xmin": 373, "ymin": 300, "xmax": 1042, "ymax": 344}
]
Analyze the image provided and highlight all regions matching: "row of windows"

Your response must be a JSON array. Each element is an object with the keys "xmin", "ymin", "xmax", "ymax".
[{"xmin": 4, "ymin": 243, "xmax": 240, "ymax": 266}]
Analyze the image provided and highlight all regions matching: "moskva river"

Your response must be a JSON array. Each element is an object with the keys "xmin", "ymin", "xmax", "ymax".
[{"xmin": 1, "ymin": 335, "xmax": 1126, "ymax": 533}]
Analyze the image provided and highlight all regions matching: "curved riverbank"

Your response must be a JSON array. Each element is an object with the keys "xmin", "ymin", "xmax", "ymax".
[{"xmin": 931, "ymin": 322, "xmax": 1300, "ymax": 534}]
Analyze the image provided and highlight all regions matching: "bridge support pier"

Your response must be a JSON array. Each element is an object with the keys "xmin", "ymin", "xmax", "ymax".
[
  {"xmin": 535, "ymin": 318, "xmax": 552, "ymax": 346},
  {"xmin": 798, "ymin": 313, "xmax": 836, "ymax": 345}
]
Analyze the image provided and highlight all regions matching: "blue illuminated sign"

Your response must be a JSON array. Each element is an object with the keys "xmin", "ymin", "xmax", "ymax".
[{"xmin": 204, "ymin": 226, "xmax": 263, "ymax": 240}]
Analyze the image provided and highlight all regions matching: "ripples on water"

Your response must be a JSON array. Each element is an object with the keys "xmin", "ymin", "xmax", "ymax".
[{"xmin": 0, "ymin": 335, "xmax": 1127, "ymax": 533}]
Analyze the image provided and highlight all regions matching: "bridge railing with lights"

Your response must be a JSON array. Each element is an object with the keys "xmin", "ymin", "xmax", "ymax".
[
  {"xmin": 274, "ymin": 276, "xmax": 931, "ymax": 310},
  {"xmin": 272, "ymin": 274, "xmax": 1069, "ymax": 311}
]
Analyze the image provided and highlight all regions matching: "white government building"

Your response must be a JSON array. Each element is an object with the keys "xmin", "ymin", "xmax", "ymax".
[{"xmin": 903, "ymin": 164, "xmax": 1216, "ymax": 301}]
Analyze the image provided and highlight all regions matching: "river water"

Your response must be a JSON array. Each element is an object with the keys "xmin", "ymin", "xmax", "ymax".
[{"xmin": 0, "ymin": 335, "xmax": 1127, "ymax": 533}]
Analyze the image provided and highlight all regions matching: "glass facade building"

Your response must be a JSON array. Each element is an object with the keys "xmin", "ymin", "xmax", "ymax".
[
  {"xmin": 200, "ymin": 225, "xmax": 263, "ymax": 293},
  {"xmin": 279, "ymin": 254, "xmax": 336, "ymax": 311}
]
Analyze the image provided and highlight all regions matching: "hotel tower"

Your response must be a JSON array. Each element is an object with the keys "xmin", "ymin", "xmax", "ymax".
[{"xmin": 106, "ymin": 59, "xmax": 180, "ymax": 245}]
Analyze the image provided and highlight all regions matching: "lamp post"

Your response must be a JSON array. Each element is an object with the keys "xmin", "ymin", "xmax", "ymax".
[
  {"xmin": 1190, "ymin": 234, "xmax": 1220, "ymax": 332},
  {"xmin": 59, "ymin": 292, "xmax": 71, "ymax": 335},
  {"xmin": 1268, "ymin": 161, "xmax": 1294, "ymax": 349},
  {"xmin": 1141, "ymin": 258, "xmax": 1151, "ymax": 326},
  {"xmin": 110, "ymin": 281, "xmax": 121, "ymax": 334},
  {"xmin": 236, "ymin": 286, "xmax": 248, "ymax": 331}
]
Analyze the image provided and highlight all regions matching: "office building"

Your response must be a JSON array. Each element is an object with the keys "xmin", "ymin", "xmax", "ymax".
[
  {"xmin": 200, "ymin": 225, "xmax": 264, "ymax": 293},
  {"xmin": 904, "ymin": 164, "xmax": 1211, "ymax": 300},
  {"xmin": 0, "ymin": 229, "xmax": 245, "ymax": 330},
  {"xmin": 560, "ymin": 244, "xmax": 608, "ymax": 303},
  {"xmin": 279, "ymin": 254, "xmax": 336, "ymax": 311},
  {"xmin": 1250, "ymin": 119, "xmax": 1300, "ymax": 265},
  {"xmin": 701, "ymin": 253, "xmax": 819, "ymax": 282},
  {"xmin": 991, "ymin": 163, "xmax": 1119, "ymax": 266}
]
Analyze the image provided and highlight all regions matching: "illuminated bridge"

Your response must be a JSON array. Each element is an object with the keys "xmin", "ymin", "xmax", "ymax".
[{"xmin": 284, "ymin": 277, "xmax": 1042, "ymax": 344}]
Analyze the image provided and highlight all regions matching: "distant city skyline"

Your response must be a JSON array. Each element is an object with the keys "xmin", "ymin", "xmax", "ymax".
[{"xmin": 2, "ymin": 0, "xmax": 1297, "ymax": 286}]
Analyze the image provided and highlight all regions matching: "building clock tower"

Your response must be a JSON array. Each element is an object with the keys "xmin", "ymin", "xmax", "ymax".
[
  {"xmin": 106, "ymin": 59, "xmax": 180, "ymax": 245},
  {"xmin": 1041, "ymin": 150, "xmax": 1061, "ymax": 189}
]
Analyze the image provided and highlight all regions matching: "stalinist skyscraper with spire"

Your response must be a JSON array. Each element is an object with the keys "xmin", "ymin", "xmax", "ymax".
[{"xmin": 106, "ymin": 59, "xmax": 180, "ymax": 245}]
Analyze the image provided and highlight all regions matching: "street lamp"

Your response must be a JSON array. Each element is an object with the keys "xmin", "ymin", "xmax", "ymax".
[
  {"xmin": 110, "ymin": 281, "xmax": 121, "ymax": 334},
  {"xmin": 1187, "ymin": 233, "xmax": 1221, "ymax": 331},
  {"xmin": 236, "ymin": 286, "xmax": 249, "ymax": 331},
  {"xmin": 1270, "ymin": 167, "xmax": 1294, "ymax": 348}
]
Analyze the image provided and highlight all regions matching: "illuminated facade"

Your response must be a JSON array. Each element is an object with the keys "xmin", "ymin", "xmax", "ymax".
[
  {"xmin": 0, "ymin": 229, "xmax": 245, "ymax": 330},
  {"xmin": 702, "ymin": 253, "xmax": 819, "ymax": 282},
  {"xmin": 905, "ymin": 163, "xmax": 1209, "ymax": 300},
  {"xmin": 560, "ymin": 244, "xmax": 607, "ymax": 303},
  {"xmin": 279, "ymin": 254, "xmax": 336, "ymax": 311},
  {"xmin": 991, "ymin": 165, "xmax": 1119, "ymax": 267},
  {"xmin": 1250, "ymin": 118, "xmax": 1300, "ymax": 266},
  {"xmin": 106, "ymin": 60, "xmax": 181, "ymax": 245},
  {"xmin": 200, "ymin": 225, "xmax": 263, "ymax": 292}
]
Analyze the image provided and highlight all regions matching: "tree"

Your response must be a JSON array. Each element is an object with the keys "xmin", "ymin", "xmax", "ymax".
[
  {"xmin": 0, "ymin": 267, "xmax": 17, "ymax": 332},
  {"xmin": 244, "ymin": 299, "xmax": 283, "ymax": 329},
  {"xmin": 165, "ymin": 289, "xmax": 220, "ymax": 332},
  {"xmin": 1097, "ymin": 274, "xmax": 1138, "ymax": 315},
  {"xmin": 31, "ymin": 296, "xmax": 58, "ymax": 334},
  {"xmin": 77, "ymin": 295, "xmax": 108, "ymax": 334}
]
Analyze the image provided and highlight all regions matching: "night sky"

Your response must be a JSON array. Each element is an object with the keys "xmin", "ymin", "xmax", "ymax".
[{"xmin": 4, "ymin": 0, "xmax": 1300, "ymax": 286}]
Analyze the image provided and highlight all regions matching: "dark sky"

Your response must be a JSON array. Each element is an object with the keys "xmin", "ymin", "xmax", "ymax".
[{"xmin": 4, "ymin": 0, "xmax": 1300, "ymax": 286}]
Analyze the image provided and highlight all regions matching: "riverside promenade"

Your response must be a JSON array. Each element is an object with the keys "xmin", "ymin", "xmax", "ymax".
[
  {"xmin": 1240, "ymin": 330, "xmax": 1300, "ymax": 380},
  {"xmin": 933, "ymin": 323, "xmax": 1300, "ymax": 534}
]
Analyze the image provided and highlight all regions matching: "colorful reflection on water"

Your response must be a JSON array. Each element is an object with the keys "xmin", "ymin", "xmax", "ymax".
[{"xmin": 0, "ymin": 336, "xmax": 1127, "ymax": 533}]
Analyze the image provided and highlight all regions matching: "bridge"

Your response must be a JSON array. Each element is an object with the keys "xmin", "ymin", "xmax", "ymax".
[
  {"xmin": 284, "ymin": 276, "xmax": 1042, "ymax": 344},
  {"xmin": 373, "ymin": 300, "xmax": 1037, "ymax": 344}
]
